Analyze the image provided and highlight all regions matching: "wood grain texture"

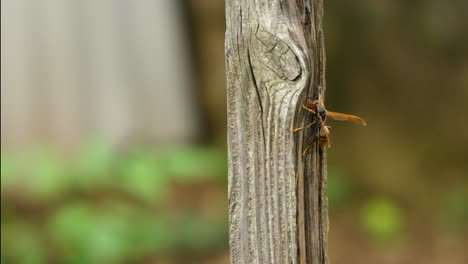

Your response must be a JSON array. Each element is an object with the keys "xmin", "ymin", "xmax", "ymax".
[{"xmin": 226, "ymin": 0, "xmax": 328, "ymax": 263}]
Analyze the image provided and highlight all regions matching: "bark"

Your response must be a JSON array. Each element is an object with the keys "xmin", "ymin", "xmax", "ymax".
[{"xmin": 226, "ymin": 0, "xmax": 328, "ymax": 264}]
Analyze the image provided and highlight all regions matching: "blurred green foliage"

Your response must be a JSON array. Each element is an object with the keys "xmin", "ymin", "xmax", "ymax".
[
  {"xmin": 28, "ymin": 147, "xmax": 70, "ymax": 200},
  {"xmin": 360, "ymin": 197, "xmax": 403, "ymax": 243},
  {"xmin": 0, "ymin": 152, "xmax": 15, "ymax": 187},
  {"xmin": 440, "ymin": 184, "xmax": 468, "ymax": 234},
  {"xmin": 1, "ymin": 222, "xmax": 46, "ymax": 264},
  {"xmin": 2, "ymin": 143, "xmax": 466, "ymax": 263},
  {"xmin": 1, "ymin": 142, "xmax": 228, "ymax": 264},
  {"xmin": 327, "ymin": 168, "xmax": 354, "ymax": 210},
  {"xmin": 74, "ymin": 139, "xmax": 115, "ymax": 189}
]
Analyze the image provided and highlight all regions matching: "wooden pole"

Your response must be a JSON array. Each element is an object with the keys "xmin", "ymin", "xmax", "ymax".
[{"xmin": 226, "ymin": 0, "xmax": 328, "ymax": 263}]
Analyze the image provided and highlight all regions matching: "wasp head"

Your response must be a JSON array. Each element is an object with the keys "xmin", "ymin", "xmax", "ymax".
[{"xmin": 312, "ymin": 99, "xmax": 327, "ymax": 122}]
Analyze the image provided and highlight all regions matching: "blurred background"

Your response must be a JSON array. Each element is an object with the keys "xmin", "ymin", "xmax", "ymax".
[{"xmin": 1, "ymin": 0, "xmax": 467, "ymax": 263}]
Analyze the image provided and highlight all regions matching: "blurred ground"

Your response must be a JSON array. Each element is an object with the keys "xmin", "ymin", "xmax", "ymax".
[{"xmin": 1, "ymin": 0, "xmax": 467, "ymax": 263}]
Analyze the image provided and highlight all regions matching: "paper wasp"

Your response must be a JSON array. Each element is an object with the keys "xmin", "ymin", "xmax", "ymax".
[{"xmin": 294, "ymin": 96, "xmax": 366, "ymax": 154}]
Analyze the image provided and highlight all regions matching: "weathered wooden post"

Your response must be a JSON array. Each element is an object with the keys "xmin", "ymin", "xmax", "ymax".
[{"xmin": 226, "ymin": 0, "xmax": 328, "ymax": 263}]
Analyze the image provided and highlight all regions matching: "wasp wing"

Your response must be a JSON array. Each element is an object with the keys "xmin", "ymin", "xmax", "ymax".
[{"xmin": 326, "ymin": 111, "xmax": 367, "ymax": 126}]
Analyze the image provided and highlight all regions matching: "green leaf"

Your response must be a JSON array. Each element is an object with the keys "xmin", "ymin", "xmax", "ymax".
[
  {"xmin": 117, "ymin": 148, "xmax": 168, "ymax": 203},
  {"xmin": 162, "ymin": 146, "xmax": 227, "ymax": 182},
  {"xmin": 360, "ymin": 197, "xmax": 403, "ymax": 243},
  {"xmin": 73, "ymin": 139, "xmax": 114, "ymax": 189},
  {"xmin": 50, "ymin": 202, "xmax": 131, "ymax": 264},
  {"xmin": 1, "ymin": 152, "xmax": 16, "ymax": 189},
  {"xmin": 27, "ymin": 146, "xmax": 69, "ymax": 200},
  {"xmin": 49, "ymin": 202, "xmax": 94, "ymax": 246},
  {"xmin": 128, "ymin": 216, "xmax": 174, "ymax": 255}
]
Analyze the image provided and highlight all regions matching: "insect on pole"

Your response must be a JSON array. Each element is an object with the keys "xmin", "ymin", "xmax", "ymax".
[{"xmin": 226, "ymin": 0, "xmax": 330, "ymax": 263}]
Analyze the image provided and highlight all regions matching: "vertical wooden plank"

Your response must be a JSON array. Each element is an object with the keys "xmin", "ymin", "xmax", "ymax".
[{"xmin": 226, "ymin": 0, "xmax": 328, "ymax": 263}]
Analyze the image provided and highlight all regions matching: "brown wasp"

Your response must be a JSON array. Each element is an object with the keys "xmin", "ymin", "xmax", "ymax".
[{"xmin": 294, "ymin": 96, "xmax": 367, "ymax": 154}]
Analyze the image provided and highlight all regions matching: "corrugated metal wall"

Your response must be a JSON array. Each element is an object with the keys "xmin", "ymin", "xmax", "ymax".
[{"xmin": 1, "ymin": 0, "xmax": 199, "ymax": 151}]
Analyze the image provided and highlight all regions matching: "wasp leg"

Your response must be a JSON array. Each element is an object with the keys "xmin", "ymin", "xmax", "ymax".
[
  {"xmin": 302, "ymin": 143, "xmax": 312, "ymax": 156},
  {"xmin": 301, "ymin": 104, "xmax": 316, "ymax": 113},
  {"xmin": 293, "ymin": 121, "xmax": 316, "ymax": 132},
  {"xmin": 293, "ymin": 127, "xmax": 304, "ymax": 132},
  {"xmin": 302, "ymin": 143, "xmax": 313, "ymax": 156}
]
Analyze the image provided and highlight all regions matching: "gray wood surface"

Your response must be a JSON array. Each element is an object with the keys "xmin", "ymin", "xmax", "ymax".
[{"xmin": 225, "ymin": 1, "xmax": 328, "ymax": 263}]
